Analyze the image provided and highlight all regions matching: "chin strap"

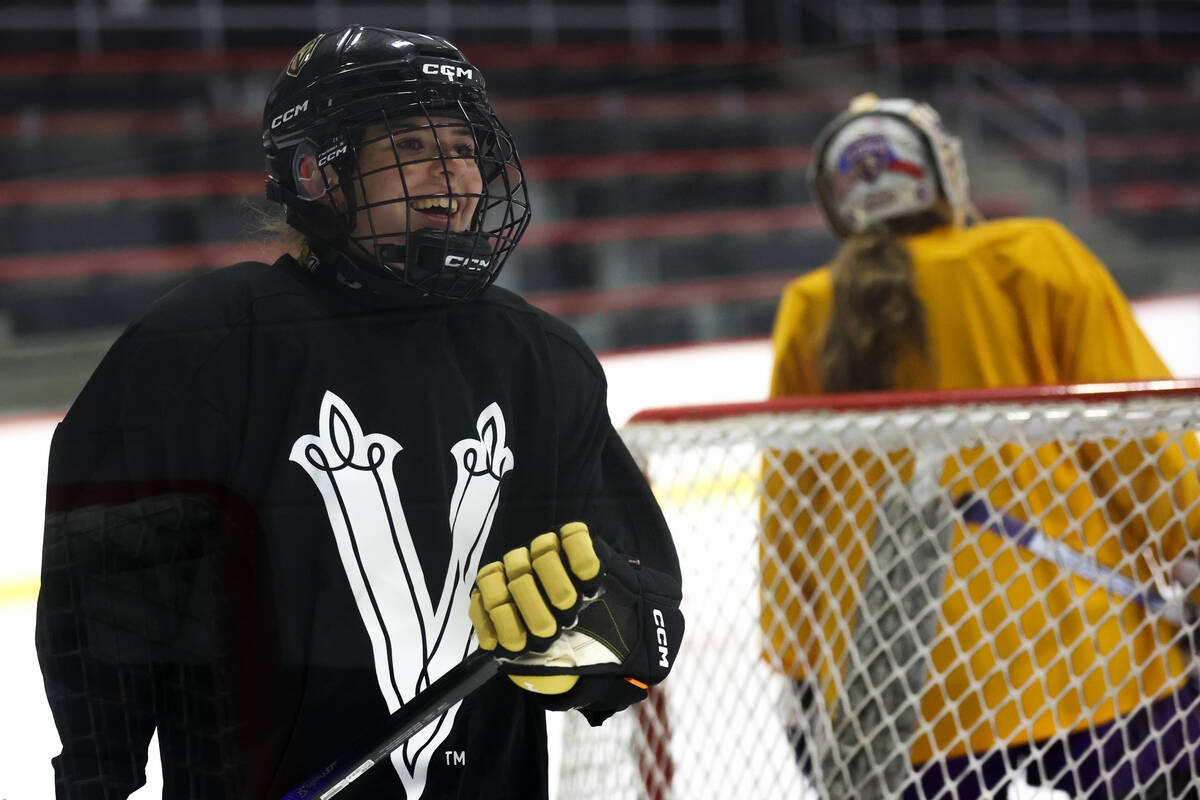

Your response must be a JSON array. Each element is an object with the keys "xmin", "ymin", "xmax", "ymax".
[
  {"xmin": 298, "ymin": 239, "xmax": 413, "ymax": 299},
  {"xmin": 266, "ymin": 176, "xmax": 354, "ymax": 250},
  {"xmin": 267, "ymin": 175, "xmax": 404, "ymax": 297}
]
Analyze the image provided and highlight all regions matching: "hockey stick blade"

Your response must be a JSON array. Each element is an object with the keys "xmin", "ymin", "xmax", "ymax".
[{"xmin": 280, "ymin": 650, "xmax": 499, "ymax": 800}]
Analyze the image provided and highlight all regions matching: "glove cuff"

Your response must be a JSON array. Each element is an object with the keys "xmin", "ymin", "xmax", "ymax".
[
  {"xmin": 589, "ymin": 537, "xmax": 684, "ymax": 688},
  {"xmin": 526, "ymin": 674, "xmax": 649, "ymax": 716}
]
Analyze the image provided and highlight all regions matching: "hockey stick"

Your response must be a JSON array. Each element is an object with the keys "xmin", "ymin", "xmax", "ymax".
[
  {"xmin": 956, "ymin": 494, "xmax": 1200, "ymax": 793},
  {"xmin": 280, "ymin": 650, "xmax": 499, "ymax": 800},
  {"xmin": 955, "ymin": 494, "xmax": 1197, "ymax": 631}
]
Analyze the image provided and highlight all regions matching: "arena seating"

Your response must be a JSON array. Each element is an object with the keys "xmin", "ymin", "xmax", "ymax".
[{"xmin": 0, "ymin": 25, "xmax": 1196, "ymax": 379}]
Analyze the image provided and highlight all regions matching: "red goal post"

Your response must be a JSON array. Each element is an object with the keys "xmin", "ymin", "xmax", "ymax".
[{"xmin": 557, "ymin": 380, "xmax": 1200, "ymax": 800}]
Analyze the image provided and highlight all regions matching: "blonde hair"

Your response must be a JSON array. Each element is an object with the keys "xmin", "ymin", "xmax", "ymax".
[
  {"xmin": 818, "ymin": 208, "xmax": 950, "ymax": 393},
  {"xmin": 243, "ymin": 198, "xmax": 308, "ymax": 258}
]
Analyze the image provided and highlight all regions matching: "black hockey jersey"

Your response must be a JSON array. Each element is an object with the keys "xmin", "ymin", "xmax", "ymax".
[{"xmin": 35, "ymin": 254, "xmax": 682, "ymax": 799}]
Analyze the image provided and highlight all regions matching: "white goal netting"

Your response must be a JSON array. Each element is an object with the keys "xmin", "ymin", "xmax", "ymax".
[{"xmin": 559, "ymin": 382, "xmax": 1200, "ymax": 800}]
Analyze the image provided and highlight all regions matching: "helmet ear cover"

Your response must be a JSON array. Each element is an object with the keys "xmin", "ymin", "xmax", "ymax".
[
  {"xmin": 809, "ymin": 93, "xmax": 973, "ymax": 239},
  {"xmin": 263, "ymin": 129, "xmax": 359, "ymax": 250},
  {"xmin": 291, "ymin": 141, "xmax": 328, "ymax": 201}
]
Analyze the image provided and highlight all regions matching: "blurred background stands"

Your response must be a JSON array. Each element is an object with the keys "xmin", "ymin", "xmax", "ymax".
[{"xmin": 0, "ymin": 0, "xmax": 1197, "ymax": 413}]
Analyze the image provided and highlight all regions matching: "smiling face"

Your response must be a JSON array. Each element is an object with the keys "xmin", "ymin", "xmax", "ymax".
[{"xmin": 344, "ymin": 116, "xmax": 485, "ymax": 257}]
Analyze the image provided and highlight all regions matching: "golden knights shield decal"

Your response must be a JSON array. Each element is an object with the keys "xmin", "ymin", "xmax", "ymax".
[{"xmin": 287, "ymin": 33, "xmax": 324, "ymax": 77}]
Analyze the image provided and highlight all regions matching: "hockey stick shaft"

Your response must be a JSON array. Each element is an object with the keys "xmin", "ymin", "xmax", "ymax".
[
  {"xmin": 280, "ymin": 650, "xmax": 499, "ymax": 800},
  {"xmin": 956, "ymin": 494, "xmax": 1191, "ymax": 627}
]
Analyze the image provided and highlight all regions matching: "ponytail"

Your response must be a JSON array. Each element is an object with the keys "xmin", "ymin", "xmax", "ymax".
[{"xmin": 819, "ymin": 219, "xmax": 935, "ymax": 393}]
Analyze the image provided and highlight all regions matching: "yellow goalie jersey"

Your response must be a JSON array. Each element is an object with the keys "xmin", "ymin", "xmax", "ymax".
[{"xmin": 763, "ymin": 217, "xmax": 1200, "ymax": 761}]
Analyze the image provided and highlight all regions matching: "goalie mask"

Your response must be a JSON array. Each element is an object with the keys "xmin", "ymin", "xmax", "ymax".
[
  {"xmin": 809, "ymin": 93, "xmax": 974, "ymax": 239},
  {"xmin": 263, "ymin": 26, "xmax": 531, "ymax": 300}
]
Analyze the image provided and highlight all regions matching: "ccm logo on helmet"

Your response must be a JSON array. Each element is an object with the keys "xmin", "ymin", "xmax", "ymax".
[
  {"xmin": 271, "ymin": 99, "xmax": 309, "ymax": 129},
  {"xmin": 422, "ymin": 62, "xmax": 474, "ymax": 82},
  {"xmin": 444, "ymin": 254, "xmax": 490, "ymax": 271},
  {"xmin": 653, "ymin": 609, "xmax": 670, "ymax": 668},
  {"xmin": 317, "ymin": 141, "xmax": 348, "ymax": 167}
]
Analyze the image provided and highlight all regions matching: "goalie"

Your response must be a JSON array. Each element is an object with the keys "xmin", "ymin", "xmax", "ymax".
[{"xmin": 762, "ymin": 94, "xmax": 1200, "ymax": 799}]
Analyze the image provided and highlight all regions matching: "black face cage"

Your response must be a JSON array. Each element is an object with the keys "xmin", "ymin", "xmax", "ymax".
[{"xmin": 313, "ymin": 96, "xmax": 530, "ymax": 300}]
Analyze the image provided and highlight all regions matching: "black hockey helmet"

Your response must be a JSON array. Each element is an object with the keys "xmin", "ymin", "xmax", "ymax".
[{"xmin": 262, "ymin": 26, "xmax": 531, "ymax": 300}]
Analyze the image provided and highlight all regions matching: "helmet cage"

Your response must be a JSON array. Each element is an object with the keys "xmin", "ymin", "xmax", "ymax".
[
  {"xmin": 316, "ymin": 103, "xmax": 529, "ymax": 299},
  {"xmin": 810, "ymin": 94, "xmax": 972, "ymax": 239}
]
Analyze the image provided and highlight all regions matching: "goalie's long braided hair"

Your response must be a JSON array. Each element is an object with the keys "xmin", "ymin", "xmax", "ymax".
[{"xmin": 819, "ymin": 206, "xmax": 949, "ymax": 393}]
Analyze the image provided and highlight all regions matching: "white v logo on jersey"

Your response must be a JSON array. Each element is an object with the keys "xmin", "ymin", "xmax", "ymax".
[{"xmin": 291, "ymin": 391, "xmax": 513, "ymax": 797}]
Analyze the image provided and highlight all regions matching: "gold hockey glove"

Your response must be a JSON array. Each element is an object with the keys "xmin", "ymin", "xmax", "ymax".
[{"xmin": 468, "ymin": 522, "xmax": 683, "ymax": 711}]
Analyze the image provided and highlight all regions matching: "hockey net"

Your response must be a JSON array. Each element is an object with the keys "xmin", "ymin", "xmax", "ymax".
[{"xmin": 558, "ymin": 380, "xmax": 1200, "ymax": 800}]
